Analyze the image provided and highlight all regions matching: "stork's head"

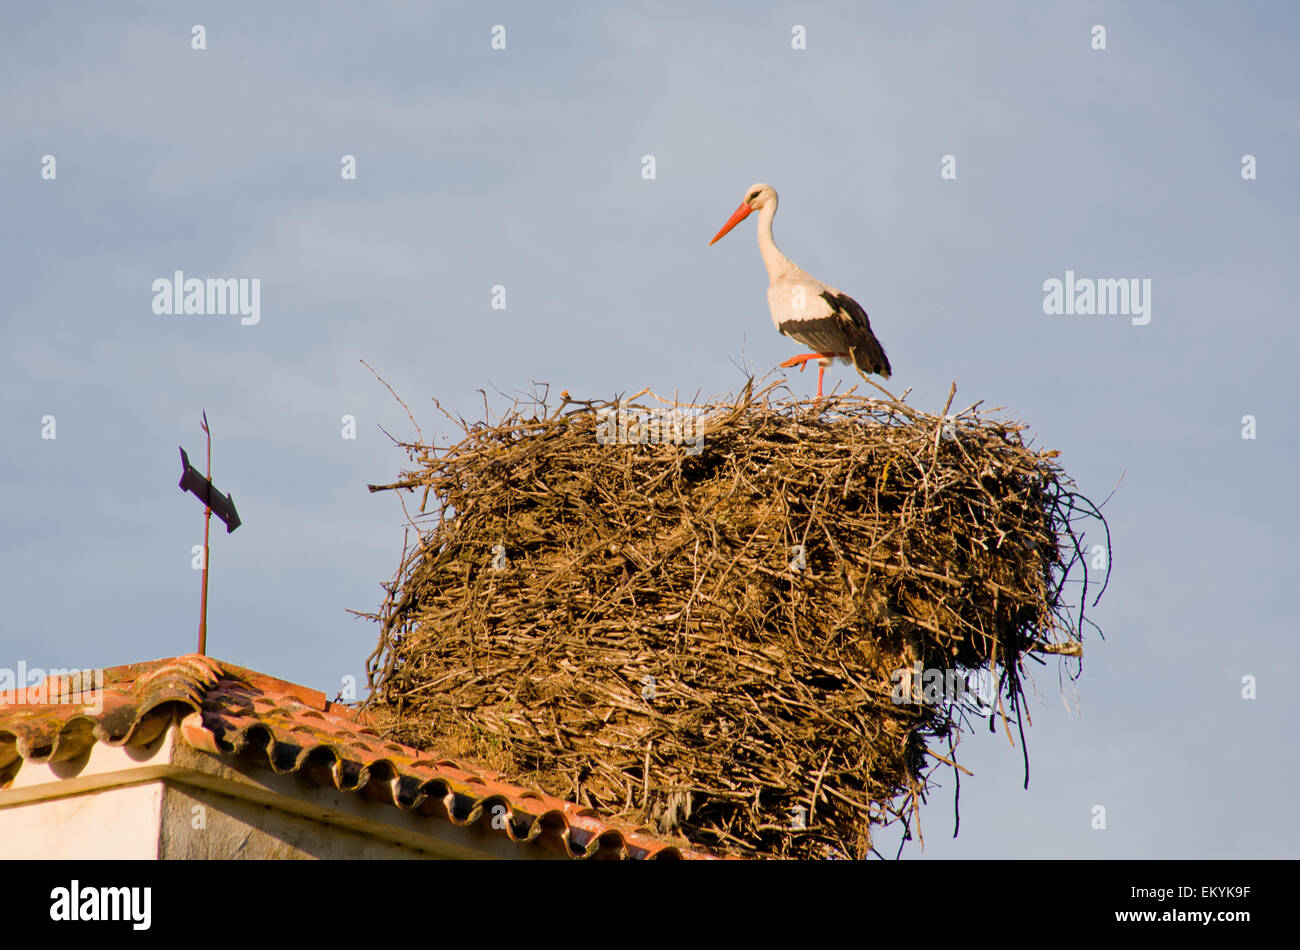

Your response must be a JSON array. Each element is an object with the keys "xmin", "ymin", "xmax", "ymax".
[{"xmin": 709, "ymin": 183, "xmax": 777, "ymax": 245}]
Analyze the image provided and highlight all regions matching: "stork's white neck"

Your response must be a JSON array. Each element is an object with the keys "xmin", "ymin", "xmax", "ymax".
[{"xmin": 755, "ymin": 200, "xmax": 794, "ymax": 282}]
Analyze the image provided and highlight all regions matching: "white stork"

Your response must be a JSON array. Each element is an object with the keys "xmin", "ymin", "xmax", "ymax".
[{"xmin": 709, "ymin": 183, "xmax": 891, "ymax": 399}]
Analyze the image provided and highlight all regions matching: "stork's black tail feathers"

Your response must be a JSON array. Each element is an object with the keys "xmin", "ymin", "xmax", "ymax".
[{"xmin": 848, "ymin": 330, "xmax": 891, "ymax": 380}]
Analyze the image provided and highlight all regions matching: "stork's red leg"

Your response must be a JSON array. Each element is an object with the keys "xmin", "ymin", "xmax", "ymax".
[
  {"xmin": 779, "ymin": 352, "xmax": 846, "ymax": 402},
  {"xmin": 779, "ymin": 352, "xmax": 838, "ymax": 371}
]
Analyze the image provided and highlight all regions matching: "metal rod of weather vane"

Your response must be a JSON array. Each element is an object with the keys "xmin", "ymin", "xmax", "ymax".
[
  {"xmin": 177, "ymin": 411, "xmax": 240, "ymax": 656},
  {"xmin": 198, "ymin": 411, "xmax": 212, "ymax": 656}
]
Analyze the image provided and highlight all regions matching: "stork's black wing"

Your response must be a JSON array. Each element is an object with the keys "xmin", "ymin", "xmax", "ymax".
[{"xmin": 820, "ymin": 291, "xmax": 891, "ymax": 379}]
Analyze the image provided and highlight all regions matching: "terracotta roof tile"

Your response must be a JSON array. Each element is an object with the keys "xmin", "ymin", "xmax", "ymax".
[{"xmin": 0, "ymin": 655, "xmax": 720, "ymax": 860}]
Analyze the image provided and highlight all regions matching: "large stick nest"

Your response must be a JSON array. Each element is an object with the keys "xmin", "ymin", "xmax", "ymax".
[{"xmin": 361, "ymin": 379, "xmax": 1109, "ymax": 858}]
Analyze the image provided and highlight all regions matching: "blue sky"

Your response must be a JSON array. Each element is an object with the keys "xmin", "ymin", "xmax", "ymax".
[{"xmin": 2, "ymin": 1, "xmax": 1296, "ymax": 858}]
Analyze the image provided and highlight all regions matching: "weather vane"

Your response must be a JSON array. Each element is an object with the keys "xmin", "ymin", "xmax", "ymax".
[{"xmin": 178, "ymin": 411, "xmax": 241, "ymax": 655}]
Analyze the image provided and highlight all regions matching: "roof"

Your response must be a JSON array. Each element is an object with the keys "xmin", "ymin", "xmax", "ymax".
[{"xmin": 0, "ymin": 654, "xmax": 719, "ymax": 860}]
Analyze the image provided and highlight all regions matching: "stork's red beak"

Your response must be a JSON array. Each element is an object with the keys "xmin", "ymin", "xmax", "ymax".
[{"xmin": 709, "ymin": 202, "xmax": 753, "ymax": 245}]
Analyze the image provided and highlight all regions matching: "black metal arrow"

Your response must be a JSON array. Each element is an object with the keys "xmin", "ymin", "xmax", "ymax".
[{"xmin": 178, "ymin": 447, "xmax": 241, "ymax": 532}]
